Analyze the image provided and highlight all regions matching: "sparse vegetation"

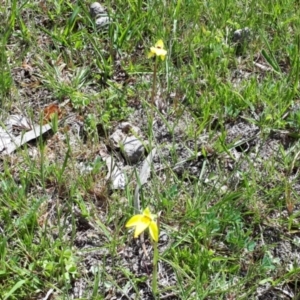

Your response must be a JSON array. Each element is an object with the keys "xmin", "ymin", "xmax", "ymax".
[{"xmin": 1, "ymin": 0, "xmax": 300, "ymax": 299}]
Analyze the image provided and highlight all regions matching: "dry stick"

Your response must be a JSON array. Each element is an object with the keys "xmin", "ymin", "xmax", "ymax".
[
  {"xmin": 285, "ymin": 149, "xmax": 300, "ymax": 214},
  {"xmin": 133, "ymin": 148, "xmax": 157, "ymax": 257},
  {"xmin": 150, "ymin": 59, "xmax": 158, "ymax": 105},
  {"xmin": 133, "ymin": 181, "xmax": 149, "ymax": 257},
  {"xmin": 42, "ymin": 289, "xmax": 54, "ymax": 300}
]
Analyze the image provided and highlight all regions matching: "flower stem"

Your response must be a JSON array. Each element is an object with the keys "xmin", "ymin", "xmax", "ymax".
[
  {"xmin": 152, "ymin": 240, "xmax": 158, "ymax": 298},
  {"xmin": 150, "ymin": 58, "xmax": 158, "ymax": 105}
]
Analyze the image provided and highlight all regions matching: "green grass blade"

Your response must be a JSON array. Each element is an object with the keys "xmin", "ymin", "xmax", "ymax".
[{"xmin": 3, "ymin": 280, "xmax": 26, "ymax": 300}]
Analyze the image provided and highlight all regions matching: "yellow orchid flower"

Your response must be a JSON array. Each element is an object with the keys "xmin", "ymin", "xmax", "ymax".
[
  {"xmin": 126, "ymin": 207, "xmax": 159, "ymax": 242},
  {"xmin": 147, "ymin": 39, "xmax": 167, "ymax": 61}
]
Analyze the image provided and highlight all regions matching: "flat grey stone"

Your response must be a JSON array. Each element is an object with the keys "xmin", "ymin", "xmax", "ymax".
[{"xmin": 122, "ymin": 136, "xmax": 144, "ymax": 165}]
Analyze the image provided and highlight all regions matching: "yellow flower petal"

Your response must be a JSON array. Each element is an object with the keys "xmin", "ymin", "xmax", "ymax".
[
  {"xmin": 150, "ymin": 46, "xmax": 158, "ymax": 54},
  {"xmin": 147, "ymin": 51, "xmax": 155, "ymax": 59},
  {"xmin": 148, "ymin": 40, "xmax": 167, "ymax": 60},
  {"xmin": 126, "ymin": 207, "xmax": 159, "ymax": 241},
  {"xmin": 155, "ymin": 39, "xmax": 164, "ymax": 49},
  {"xmin": 149, "ymin": 221, "xmax": 159, "ymax": 242},
  {"xmin": 155, "ymin": 48, "xmax": 167, "ymax": 57},
  {"xmin": 143, "ymin": 207, "xmax": 152, "ymax": 218},
  {"xmin": 125, "ymin": 214, "xmax": 143, "ymax": 228},
  {"xmin": 149, "ymin": 47, "xmax": 167, "ymax": 58},
  {"xmin": 134, "ymin": 216, "xmax": 151, "ymax": 238}
]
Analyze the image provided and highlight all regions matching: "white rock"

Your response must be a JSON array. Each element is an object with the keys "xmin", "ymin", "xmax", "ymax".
[
  {"xmin": 109, "ymin": 123, "xmax": 142, "ymax": 148},
  {"xmin": 232, "ymin": 27, "xmax": 251, "ymax": 43},
  {"xmin": 118, "ymin": 122, "xmax": 141, "ymax": 135},
  {"xmin": 109, "ymin": 129, "xmax": 126, "ymax": 148},
  {"xmin": 104, "ymin": 155, "xmax": 126, "ymax": 190},
  {"xmin": 95, "ymin": 16, "xmax": 111, "ymax": 28},
  {"xmin": 90, "ymin": 2, "xmax": 106, "ymax": 18},
  {"xmin": 122, "ymin": 136, "xmax": 144, "ymax": 165}
]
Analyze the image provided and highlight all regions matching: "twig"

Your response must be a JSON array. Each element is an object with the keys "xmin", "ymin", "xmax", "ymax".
[
  {"xmin": 134, "ymin": 148, "xmax": 157, "ymax": 257},
  {"xmin": 42, "ymin": 289, "xmax": 54, "ymax": 300}
]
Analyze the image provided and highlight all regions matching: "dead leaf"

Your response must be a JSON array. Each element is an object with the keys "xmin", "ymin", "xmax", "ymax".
[
  {"xmin": 43, "ymin": 104, "xmax": 61, "ymax": 124},
  {"xmin": 7, "ymin": 114, "xmax": 32, "ymax": 130},
  {"xmin": 0, "ymin": 127, "xmax": 14, "ymax": 152},
  {"xmin": 99, "ymin": 145, "xmax": 126, "ymax": 190},
  {"xmin": 134, "ymin": 148, "xmax": 156, "ymax": 213},
  {"xmin": 103, "ymin": 155, "xmax": 126, "ymax": 190},
  {"xmin": 20, "ymin": 80, "xmax": 41, "ymax": 88},
  {"xmin": 1, "ymin": 123, "xmax": 51, "ymax": 155}
]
